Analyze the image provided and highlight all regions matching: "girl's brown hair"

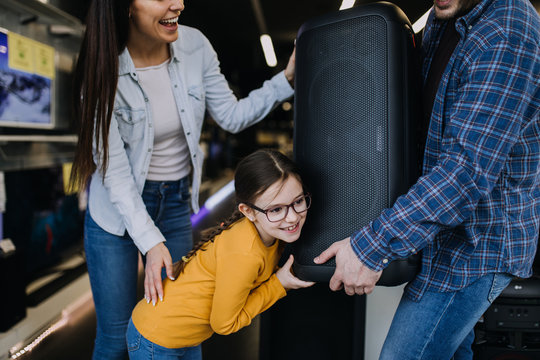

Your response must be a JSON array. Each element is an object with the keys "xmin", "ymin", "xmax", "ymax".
[{"xmin": 173, "ymin": 149, "xmax": 303, "ymax": 278}]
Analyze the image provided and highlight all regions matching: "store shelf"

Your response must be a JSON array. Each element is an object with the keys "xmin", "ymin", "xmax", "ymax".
[
  {"xmin": 0, "ymin": 0, "xmax": 84, "ymax": 32},
  {"xmin": 0, "ymin": 135, "xmax": 77, "ymax": 172}
]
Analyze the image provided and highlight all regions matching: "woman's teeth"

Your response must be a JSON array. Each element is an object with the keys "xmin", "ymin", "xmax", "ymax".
[{"xmin": 159, "ymin": 17, "xmax": 178, "ymax": 25}]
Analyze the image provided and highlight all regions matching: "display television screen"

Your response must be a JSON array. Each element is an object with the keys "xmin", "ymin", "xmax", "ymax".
[{"xmin": 0, "ymin": 29, "xmax": 54, "ymax": 128}]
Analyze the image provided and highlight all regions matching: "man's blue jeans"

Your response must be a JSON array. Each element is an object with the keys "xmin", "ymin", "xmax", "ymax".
[
  {"xmin": 379, "ymin": 273, "xmax": 513, "ymax": 360},
  {"xmin": 85, "ymin": 178, "xmax": 193, "ymax": 360},
  {"xmin": 126, "ymin": 319, "xmax": 202, "ymax": 360}
]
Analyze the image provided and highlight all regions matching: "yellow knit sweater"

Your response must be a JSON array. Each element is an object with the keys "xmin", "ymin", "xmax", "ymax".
[{"xmin": 131, "ymin": 217, "xmax": 286, "ymax": 348}]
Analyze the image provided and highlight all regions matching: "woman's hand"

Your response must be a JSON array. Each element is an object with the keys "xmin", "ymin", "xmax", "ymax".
[
  {"xmin": 284, "ymin": 46, "xmax": 296, "ymax": 87},
  {"xmin": 276, "ymin": 254, "xmax": 315, "ymax": 290},
  {"xmin": 144, "ymin": 242, "xmax": 175, "ymax": 305}
]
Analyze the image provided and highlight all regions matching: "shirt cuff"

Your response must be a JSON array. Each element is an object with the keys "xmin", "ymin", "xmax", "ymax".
[
  {"xmin": 350, "ymin": 224, "xmax": 395, "ymax": 272},
  {"xmin": 135, "ymin": 226, "xmax": 166, "ymax": 255},
  {"xmin": 272, "ymin": 71, "xmax": 294, "ymax": 101},
  {"xmin": 268, "ymin": 274, "xmax": 287, "ymax": 298}
]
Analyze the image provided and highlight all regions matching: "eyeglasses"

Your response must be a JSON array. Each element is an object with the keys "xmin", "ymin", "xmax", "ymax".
[{"xmin": 246, "ymin": 193, "xmax": 311, "ymax": 222}]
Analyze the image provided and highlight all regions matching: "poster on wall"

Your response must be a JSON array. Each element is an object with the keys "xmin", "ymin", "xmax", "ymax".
[{"xmin": 0, "ymin": 28, "xmax": 55, "ymax": 128}]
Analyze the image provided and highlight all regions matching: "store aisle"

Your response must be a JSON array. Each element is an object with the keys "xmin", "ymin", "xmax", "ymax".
[{"xmin": 8, "ymin": 289, "xmax": 260, "ymax": 360}]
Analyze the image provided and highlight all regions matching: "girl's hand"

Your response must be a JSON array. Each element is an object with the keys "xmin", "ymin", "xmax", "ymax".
[
  {"xmin": 144, "ymin": 242, "xmax": 175, "ymax": 306},
  {"xmin": 276, "ymin": 254, "xmax": 315, "ymax": 290}
]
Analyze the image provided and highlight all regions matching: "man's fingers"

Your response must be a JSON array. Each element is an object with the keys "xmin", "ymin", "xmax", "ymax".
[
  {"xmin": 344, "ymin": 285, "xmax": 356, "ymax": 296},
  {"xmin": 364, "ymin": 284, "xmax": 375, "ymax": 294},
  {"xmin": 354, "ymin": 286, "xmax": 366, "ymax": 296},
  {"xmin": 328, "ymin": 271, "xmax": 343, "ymax": 291},
  {"xmin": 314, "ymin": 242, "xmax": 338, "ymax": 264}
]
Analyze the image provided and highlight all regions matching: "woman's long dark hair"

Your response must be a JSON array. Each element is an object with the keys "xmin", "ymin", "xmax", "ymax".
[
  {"xmin": 173, "ymin": 149, "xmax": 303, "ymax": 278},
  {"xmin": 70, "ymin": 0, "xmax": 131, "ymax": 190}
]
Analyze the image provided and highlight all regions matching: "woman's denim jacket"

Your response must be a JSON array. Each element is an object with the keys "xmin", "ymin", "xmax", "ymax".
[{"xmin": 88, "ymin": 25, "xmax": 293, "ymax": 254}]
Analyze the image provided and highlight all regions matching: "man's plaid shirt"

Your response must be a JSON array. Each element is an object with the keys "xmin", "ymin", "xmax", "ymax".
[{"xmin": 351, "ymin": 0, "xmax": 539, "ymax": 301}]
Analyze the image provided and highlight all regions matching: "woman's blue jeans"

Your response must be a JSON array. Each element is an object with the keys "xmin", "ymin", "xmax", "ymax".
[
  {"xmin": 379, "ymin": 272, "xmax": 513, "ymax": 360},
  {"xmin": 85, "ymin": 178, "xmax": 193, "ymax": 360},
  {"xmin": 126, "ymin": 319, "xmax": 202, "ymax": 360}
]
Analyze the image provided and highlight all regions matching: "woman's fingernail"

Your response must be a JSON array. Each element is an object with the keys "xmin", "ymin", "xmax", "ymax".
[
  {"xmin": 314, "ymin": 257, "xmax": 319, "ymax": 263},
  {"xmin": 169, "ymin": 276, "xmax": 175, "ymax": 281},
  {"xmin": 152, "ymin": 300, "xmax": 156, "ymax": 306},
  {"xmin": 145, "ymin": 296, "xmax": 150, "ymax": 304},
  {"xmin": 160, "ymin": 295, "xmax": 163, "ymax": 302}
]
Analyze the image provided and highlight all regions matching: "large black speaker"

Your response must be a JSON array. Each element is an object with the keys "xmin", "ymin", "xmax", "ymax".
[{"xmin": 292, "ymin": 2, "xmax": 421, "ymax": 285}]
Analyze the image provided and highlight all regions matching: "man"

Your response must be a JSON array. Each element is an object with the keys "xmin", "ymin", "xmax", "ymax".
[{"xmin": 314, "ymin": 0, "xmax": 539, "ymax": 358}]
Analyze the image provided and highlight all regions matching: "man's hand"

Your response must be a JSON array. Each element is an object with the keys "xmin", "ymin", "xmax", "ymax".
[
  {"xmin": 314, "ymin": 238, "xmax": 382, "ymax": 296},
  {"xmin": 144, "ymin": 242, "xmax": 174, "ymax": 305}
]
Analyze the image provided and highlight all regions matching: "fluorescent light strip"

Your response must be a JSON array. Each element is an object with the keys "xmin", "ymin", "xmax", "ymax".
[
  {"xmin": 340, "ymin": 0, "xmax": 355, "ymax": 10},
  {"xmin": 205, "ymin": 180, "xmax": 235, "ymax": 211},
  {"xmin": 190, "ymin": 180, "xmax": 235, "ymax": 227},
  {"xmin": 260, "ymin": 34, "xmax": 277, "ymax": 67},
  {"xmin": 10, "ymin": 318, "xmax": 68, "ymax": 359},
  {"xmin": 412, "ymin": 8, "xmax": 432, "ymax": 34}
]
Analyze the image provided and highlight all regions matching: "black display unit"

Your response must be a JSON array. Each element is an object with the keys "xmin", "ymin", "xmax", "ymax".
[{"xmin": 474, "ymin": 270, "xmax": 540, "ymax": 359}]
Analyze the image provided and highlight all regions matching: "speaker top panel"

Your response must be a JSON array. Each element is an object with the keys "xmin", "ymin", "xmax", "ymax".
[{"xmin": 297, "ymin": 2, "xmax": 411, "ymax": 42}]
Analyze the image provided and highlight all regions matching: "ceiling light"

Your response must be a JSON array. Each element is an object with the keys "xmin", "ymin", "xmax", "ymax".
[
  {"xmin": 339, "ymin": 0, "xmax": 355, "ymax": 10},
  {"xmin": 260, "ymin": 34, "xmax": 277, "ymax": 68}
]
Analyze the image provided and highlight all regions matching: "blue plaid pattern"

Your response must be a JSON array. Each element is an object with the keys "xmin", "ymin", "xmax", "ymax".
[{"xmin": 350, "ymin": 0, "xmax": 539, "ymax": 300}]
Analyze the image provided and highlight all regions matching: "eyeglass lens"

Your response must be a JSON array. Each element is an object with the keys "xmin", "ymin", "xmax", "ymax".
[{"xmin": 266, "ymin": 195, "xmax": 311, "ymax": 222}]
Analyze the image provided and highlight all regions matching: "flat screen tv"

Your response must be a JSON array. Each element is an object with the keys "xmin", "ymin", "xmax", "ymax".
[{"xmin": 0, "ymin": 28, "xmax": 55, "ymax": 129}]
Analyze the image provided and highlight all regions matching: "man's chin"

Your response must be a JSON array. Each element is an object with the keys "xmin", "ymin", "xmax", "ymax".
[{"xmin": 434, "ymin": 7, "xmax": 457, "ymax": 20}]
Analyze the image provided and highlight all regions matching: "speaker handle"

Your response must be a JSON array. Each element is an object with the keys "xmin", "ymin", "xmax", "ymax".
[{"xmin": 293, "ymin": 254, "xmax": 420, "ymax": 287}]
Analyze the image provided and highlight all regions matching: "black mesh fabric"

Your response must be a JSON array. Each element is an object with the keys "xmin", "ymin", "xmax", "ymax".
[{"xmin": 294, "ymin": 15, "xmax": 388, "ymax": 268}]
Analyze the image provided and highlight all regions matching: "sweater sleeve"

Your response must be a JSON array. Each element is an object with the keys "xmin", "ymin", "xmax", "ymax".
[{"xmin": 210, "ymin": 252, "xmax": 286, "ymax": 335}]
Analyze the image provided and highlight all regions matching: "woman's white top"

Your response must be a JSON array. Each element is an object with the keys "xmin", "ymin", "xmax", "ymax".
[{"xmin": 136, "ymin": 59, "xmax": 191, "ymax": 181}]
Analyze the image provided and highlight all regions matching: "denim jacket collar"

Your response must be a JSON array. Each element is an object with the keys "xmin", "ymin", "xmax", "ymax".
[{"xmin": 118, "ymin": 42, "xmax": 182, "ymax": 77}]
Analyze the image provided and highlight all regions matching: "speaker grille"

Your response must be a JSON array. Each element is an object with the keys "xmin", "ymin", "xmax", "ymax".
[{"xmin": 294, "ymin": 15, "xmax": 388, "ymax": 266}]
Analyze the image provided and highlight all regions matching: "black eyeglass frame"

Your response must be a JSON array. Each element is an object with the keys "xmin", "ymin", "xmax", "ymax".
[{"xmin": 245, "ymin": 193, "xmax": 312, "ymax": 223}]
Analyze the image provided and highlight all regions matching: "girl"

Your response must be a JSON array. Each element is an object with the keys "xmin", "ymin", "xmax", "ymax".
[
  {"xmin": 71, "ymin": 0, "xmax": 295, "ymax": 357},
  {"xmin": 126, "ymin": 149, "xmax": 315, "ymax": 359}
]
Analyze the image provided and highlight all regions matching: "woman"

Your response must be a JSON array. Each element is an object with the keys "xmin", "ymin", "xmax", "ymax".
[{"xmin": 70, "ymin": 0, "xmax": 295, "ymax": 358}]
